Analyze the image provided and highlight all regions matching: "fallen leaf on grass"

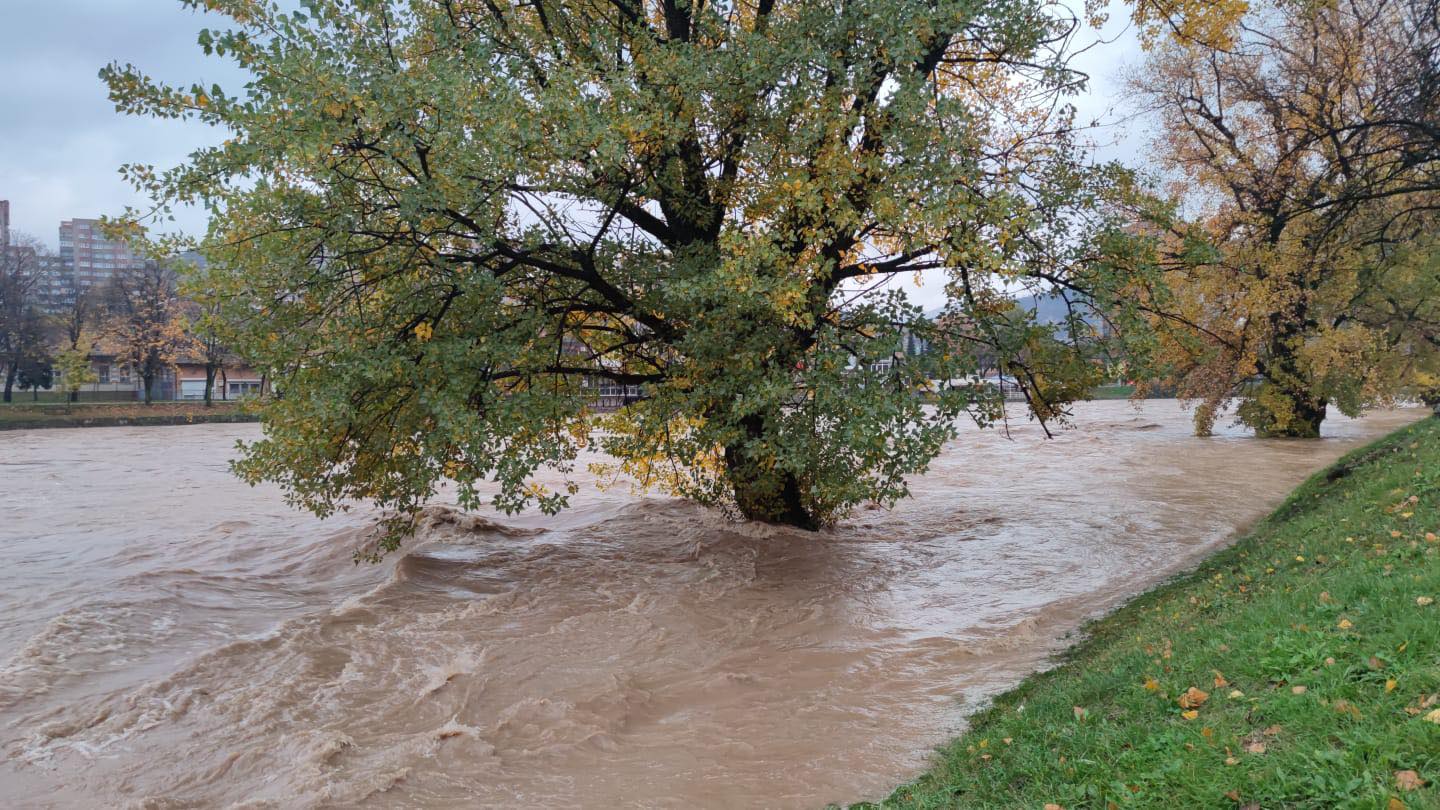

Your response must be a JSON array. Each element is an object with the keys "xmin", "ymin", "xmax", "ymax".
[
  {"xmin": 1143, "ymin": 677, "xmax": 1160, "ymax": 692},
  {"xmin": 1181, "ymin": 710, "xmax": 1199, "ymax": 720},
  {"xmin": 1337, "ymin": 618, "xmax": 1354, "ymax": 630},
  {"xmin": 1395, "ymin": 770, "xmax": 1426, "ymax": 791},
  {"xmin": 1179, "ymin": 687, "xmax": 1210, "ymax": 709},
  {"xmin": 1213, "ymin": 671, "xmax": 1229, "ymax": 687},
  {"xmin": 1424, "ymin": 708, "xmax": 1440, "ymax": 724},
  {"xmin": 1418, "ymin": 596, "xmax": 1434, "ymax": 607},
  {"xmin": 1333, "ymin": 699, "xmax": 1362, "ymax": 719},
  {"xmin": 1387, "ymin": 679, "xmax": 1398, "ymax": 693},
  {"xmin": 1292, "ymin": 685, "xmax": 1308, "ymax": 695}
]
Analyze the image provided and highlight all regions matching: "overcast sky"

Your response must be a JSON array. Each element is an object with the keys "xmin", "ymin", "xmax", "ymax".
[{"xmin": 0, "ymin": 0, "xmax": 1147, "ymax": 259}]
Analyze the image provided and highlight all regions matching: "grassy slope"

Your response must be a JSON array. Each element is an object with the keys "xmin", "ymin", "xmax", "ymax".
[{"xmin": 860, "ymin": 416, "xmax": 1440, "ymax": 810}]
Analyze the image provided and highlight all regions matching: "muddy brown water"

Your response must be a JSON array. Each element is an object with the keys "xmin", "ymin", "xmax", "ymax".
[{"xmin": 0, "ymin": 401, "xmax": 1427, "ymax": 808}]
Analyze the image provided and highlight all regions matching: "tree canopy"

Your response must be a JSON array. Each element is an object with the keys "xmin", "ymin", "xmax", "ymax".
[{"xmin": 106, "ymin": 0, "xmax": 1159, "ymax": 545}]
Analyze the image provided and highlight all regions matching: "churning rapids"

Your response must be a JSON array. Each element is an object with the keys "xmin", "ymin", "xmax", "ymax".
[{"xmin": 0, "ymin": 401, "xmax": 1427, "ymax": 808}]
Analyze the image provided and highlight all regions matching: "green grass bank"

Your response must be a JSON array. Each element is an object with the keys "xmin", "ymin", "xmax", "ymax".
[
  {"xmin": 859, "ymin": 416, "xmax": 1440, "ymax": 810},
  {"xmin": 0, "ymin": 401, "xmax": 259, "ymax": 431}
]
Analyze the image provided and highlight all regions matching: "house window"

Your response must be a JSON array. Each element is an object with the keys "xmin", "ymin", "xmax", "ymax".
[
  {"xmin": 228, "ymin": 381, "xmax": 262, "ymax": 397},
  {"xmin": 97, "ymin": 364, "xmax": 110, "ymax": 384}
]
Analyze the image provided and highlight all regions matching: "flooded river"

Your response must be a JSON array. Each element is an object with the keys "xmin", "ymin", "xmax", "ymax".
[{"xmin": 0, "ymin": 401, "xmax": 1427, "ymax": 808}]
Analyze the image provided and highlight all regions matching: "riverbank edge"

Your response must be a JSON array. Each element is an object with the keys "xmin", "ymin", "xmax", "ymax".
[
  {"xmin": 0, "ymin": 411, "xmax": 260, "ymax": 431},
  {"xmin": 854, "ymin": 414, "xmax": 1440, "ymax": 809}
]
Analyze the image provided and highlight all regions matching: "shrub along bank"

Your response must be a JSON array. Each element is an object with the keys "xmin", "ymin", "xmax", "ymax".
[{"xmin": 860, "ymin": 416, "xmax": 1440, "ymax": 809}]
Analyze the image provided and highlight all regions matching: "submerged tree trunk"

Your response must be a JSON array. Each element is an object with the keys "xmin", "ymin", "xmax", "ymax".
[
  {"xmin": 1251, "ymin": 380, "xmax": 1327, "ymax": 438},
  {"xmin": 1280, "ymin": 392, "xmax": 1327, "ymax": 438},
  {"xmin": 723, "ymin": 414, "xmax": 819, "ymax": 530},
  {"xmin": 1253, "ymin": 325, "xmax": 1327, "ymax": 438}
]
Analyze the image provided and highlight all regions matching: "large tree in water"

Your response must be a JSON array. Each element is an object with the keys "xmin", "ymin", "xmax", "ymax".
[
  {"xmin": 106, "ymin": 0, "xmax": 1152, "ymax": 548},
  {"xmin": 1128, "ymin": 0, "xmax": 1440, "ymax": 437}
]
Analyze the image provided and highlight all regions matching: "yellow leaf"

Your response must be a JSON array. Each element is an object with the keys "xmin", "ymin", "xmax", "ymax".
[
  {"xmin": 1144, "ymin": 677, "xmax": 1160, "ymax": 692},
  {"xmin": 1424, "ymin": 708, "xmax": 1440, "ymax": 724},
  {"xmin": 1418, "ymin": 596, "xmax": 1434, "ymax": 607},
  {"xmin": 1213, "ymin": 671, "xmax": 1229, "ymax": 688},
  {"xmin": 1179, "ymin": 687, "xmax": 1210, "ymax": 709},
  {"xmin": 1337, "ymin": 618, "xmax": 1354, "ymax": 630},
  {"xmin": 1181, "ymin": 709, "xmax": 1199, "ymax": 720},
  {"xmin": 1228, "ymin": 689, "xmax": 1245, "ymax": 699},
  {"xmin": 1386, "ymin": 679, "xmax": 1398, "ymax": 693}
]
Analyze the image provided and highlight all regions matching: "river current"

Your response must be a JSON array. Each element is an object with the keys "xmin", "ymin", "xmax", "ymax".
[{"xmin": 0, "ymin": 400, "xmax": 1426, "ymax": 808}]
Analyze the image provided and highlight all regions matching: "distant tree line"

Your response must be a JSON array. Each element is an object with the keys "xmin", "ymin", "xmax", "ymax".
[{"xmin": 0, "ymin": 234, "xmax": 235, "ymax": 405}]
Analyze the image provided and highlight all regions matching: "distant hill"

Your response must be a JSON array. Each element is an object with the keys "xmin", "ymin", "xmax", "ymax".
[{"xmin": 922, "ymin": 291, "xmax": 1103, "ymax": 328}]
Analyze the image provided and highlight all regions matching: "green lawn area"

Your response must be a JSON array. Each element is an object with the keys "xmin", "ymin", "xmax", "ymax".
[
  {"xmin": 1089, "ymin": 384, "xmax": 1138, "ymax": 400},
  {"xmin": 859, "ymin": 416, "xmax": 1440, "ymax": 809},
  {"xmin": 0, "ymin": 400, "xmax": 258, "ymax": 429}
]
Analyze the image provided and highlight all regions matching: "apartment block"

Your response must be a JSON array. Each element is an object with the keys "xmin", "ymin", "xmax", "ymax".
[{"xmin": 58, "ymin": 218, "xmax": 149, "ymax": 294}]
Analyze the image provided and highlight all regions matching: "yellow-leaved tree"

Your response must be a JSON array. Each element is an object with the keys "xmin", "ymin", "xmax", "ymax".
[{"xmin": 1126, "ymin": 0, "xmax": 1440, "ymax": 436}]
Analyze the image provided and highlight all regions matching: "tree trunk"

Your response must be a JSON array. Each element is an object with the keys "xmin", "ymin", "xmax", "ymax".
[
  {"xmin": 143, "ymin": 371, "xmax": 155, "ymax": 405},
  {"xmin": 2, "ymin": 362, "xmax": 15, "ymax": 404},
  {"xmin": 1254, "ymin": 385, "xmax": 1327, "ymax": 438},
  {"xmin": 722, "ymin": 414, "xmax": 819, "ymax": 530},
  {"xmin": 1254, "ymin": 325, "xmax": 1326, "ymax": 438},
  {"xmin": 204, "ymin": 363, "xmax": 217, "ymax": 407}
]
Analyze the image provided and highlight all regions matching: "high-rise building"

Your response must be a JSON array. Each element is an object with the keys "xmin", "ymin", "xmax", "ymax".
[
  {"xmin": 0, "ymin": 199, "xmax": 11, "ymax": 248},
  {"xmin": 59, "ymin": 218, "xmax": 149, "ymax": 294},
  {"xmin": 32, "ymin": 255, "xmax": 78, "ymax": 312}
]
